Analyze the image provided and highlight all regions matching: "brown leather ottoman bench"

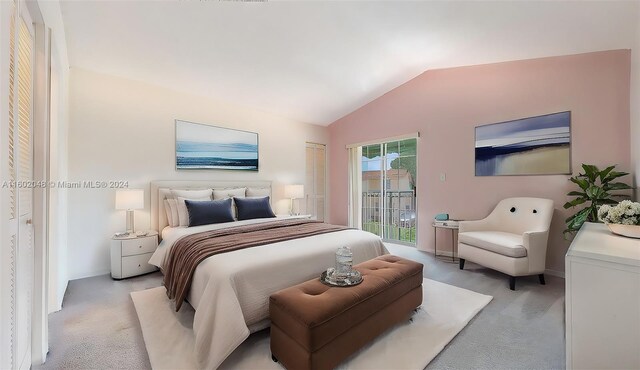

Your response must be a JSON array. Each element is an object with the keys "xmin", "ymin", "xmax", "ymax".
[{"xmin": 269, "ymin": 254, "xmax": 423, "ymax": 370}]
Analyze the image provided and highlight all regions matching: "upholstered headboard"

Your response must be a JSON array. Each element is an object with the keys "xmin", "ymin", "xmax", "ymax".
[{"xmin": 151, "ymin": 180, "xmax": 272, "ymax": 238}]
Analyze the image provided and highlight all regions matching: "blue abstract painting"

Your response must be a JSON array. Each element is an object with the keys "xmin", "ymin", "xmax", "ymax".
[
  {"xmin": 176, "ymin": 120, "xmax": 258, "ymax": 170},
  {"xmin": 475, "ymin": 112, "xmax": 571, "ymax": 176}
]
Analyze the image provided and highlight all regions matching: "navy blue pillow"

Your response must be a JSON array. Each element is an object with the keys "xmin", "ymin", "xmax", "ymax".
[
  {"xmin": 185, "ymin": 198, "xmax": 234, "ymax": 227},
  {"xmin": 234, "ymin": 196, "xmax": 276, "ymax": 221}
]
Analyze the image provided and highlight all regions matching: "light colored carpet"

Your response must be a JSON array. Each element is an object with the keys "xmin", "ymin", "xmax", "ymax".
[
  {"xmin": 131, "ymin": 278, "xmax": 492, "ymax": 370},
  {"xmin": 38, "ymin": 244, "xmax": 565, "ymax": 369}
]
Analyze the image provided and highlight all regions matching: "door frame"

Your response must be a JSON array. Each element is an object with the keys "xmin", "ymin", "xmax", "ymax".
[{"xmin": 30, "ymin": 15, "xmax": 51, "ymax": 365}]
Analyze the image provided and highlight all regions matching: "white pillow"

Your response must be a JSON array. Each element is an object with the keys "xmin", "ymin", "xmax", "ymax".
[
  {"xmin": 246, "ymin": 187, "xmax": 271, "ymax": 198},
  {"xmin": 164, "ymin": 200, "xmax": 174, "ymax": 227},
  {"xmin": 171, "ymin": 188, "xmax": 213, "ymax": 200},
  {"xmin": 169, "ymin": 189, "xmax": 213, "ymax": 227},
  {"xmin": 176, "ymin": 196, "xmax": 213, "ymax": 227},
  {"xmin": 167, "ymin": 199, "xmax": 179, "ymax": 227},
  {"xmin": 213, "ymin": 187, "xmax": 246, "ymax": 219},
  {"xmin": 212, "ymin": 187, "xmax": 246, "ymax": 199}
]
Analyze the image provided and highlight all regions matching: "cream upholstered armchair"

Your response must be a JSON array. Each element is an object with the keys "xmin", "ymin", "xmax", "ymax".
[{"xmin": 458, "ymin": 197, "xmax": 554, "ymax": 290}]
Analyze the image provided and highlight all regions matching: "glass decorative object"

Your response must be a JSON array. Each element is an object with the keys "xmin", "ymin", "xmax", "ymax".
[
  {"xmin": 320, "ymin": 246, "xmax": 363, "ymax": 287},
  {"xmin": 335, "ymin": 246, "xmax": 353, "ymax": 277},
  {"xmin": 320, "ymin": 270, "xmax": 362, "ymax": 287}
]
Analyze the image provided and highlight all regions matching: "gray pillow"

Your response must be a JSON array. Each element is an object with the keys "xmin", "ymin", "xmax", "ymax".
[
  {"xmin": 234, "ymin": 196, "xmax": 276, "ymax": 221},
  {"xmin": 185, "ymin": 198, "xmax": 234, "ymax": 227}
]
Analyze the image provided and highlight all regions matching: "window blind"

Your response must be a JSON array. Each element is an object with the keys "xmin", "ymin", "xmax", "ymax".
[
  {"xmin": 16, "ymin": 17, "xmax": 33, "ymax": 217},
  {"xmin": 7, "ymin": 3, "xmax": 16, "ymax": 220}
]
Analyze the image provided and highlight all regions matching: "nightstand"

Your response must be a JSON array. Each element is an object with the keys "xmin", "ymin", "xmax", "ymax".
[
  {"xmin": 276, "ymin": 214, "xmax": 313, "ymax": 219},
  {"xmin": 110, "ymin": 231, "xmax": 159, "ymax": 279}
]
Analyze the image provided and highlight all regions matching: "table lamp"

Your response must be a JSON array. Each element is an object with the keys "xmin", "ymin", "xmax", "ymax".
[
  {"xmin": 284, "ymin": 184, "xmax": 304, "ymax": 215},
  {"xmin": 115, "ymin": 189, "xmax": 144, "ymax": 234}
]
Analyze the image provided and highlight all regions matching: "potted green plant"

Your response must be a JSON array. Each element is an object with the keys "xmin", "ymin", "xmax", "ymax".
[{"xmin": 563, "ymin": 164, "xmax": 633, "ymax": 236}]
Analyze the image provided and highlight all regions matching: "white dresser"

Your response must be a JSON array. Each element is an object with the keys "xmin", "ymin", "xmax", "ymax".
[
  {"xmin": 111, "ymin": 231, "xmax": 159, "ymax": 279},
  {"xmin": 565, "ymin": 222, "xmax": 640, "ymax": 369}
]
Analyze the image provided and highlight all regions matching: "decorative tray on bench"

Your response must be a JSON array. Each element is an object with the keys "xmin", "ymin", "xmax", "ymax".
[{"xmin": 320, "ymin": 269, "xmax": 363, "ymax": 287}]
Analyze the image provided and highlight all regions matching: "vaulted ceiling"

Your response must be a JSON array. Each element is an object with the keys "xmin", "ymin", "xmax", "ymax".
[{"xmin": 60, "ymin": 1, "xmax": 638, "ymax": 126}]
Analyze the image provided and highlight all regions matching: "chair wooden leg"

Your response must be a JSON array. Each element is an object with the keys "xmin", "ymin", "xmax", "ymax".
[
  {"xmin": 538, "ymin": 274, "xmax": 546, "ymax": 285},
  {"xmin": 509, "ymin": 276, "xmax": 516, "ymax": 290},
  {"xmin": 459, "ymin": 258, "xmax": 465, "ymax": 270}
]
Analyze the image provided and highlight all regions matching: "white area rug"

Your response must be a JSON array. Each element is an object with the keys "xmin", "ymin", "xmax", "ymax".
[{"xmin": 131, "ymin": 279, "xmax": 492, "ymax": 370}]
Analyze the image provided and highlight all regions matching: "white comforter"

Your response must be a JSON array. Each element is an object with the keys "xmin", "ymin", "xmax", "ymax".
[{"xmin": 149, "ymin": 217, "xmax": 388, "ymax": 369}]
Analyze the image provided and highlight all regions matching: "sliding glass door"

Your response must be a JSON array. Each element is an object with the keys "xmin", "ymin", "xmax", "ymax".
[
  {"xmin": 361, "ymin": 144, "xmax": 383, "ymax": 237},
  {"xmin": 361, "ymin": 139, "xmax": 417, "ymax": 245}
]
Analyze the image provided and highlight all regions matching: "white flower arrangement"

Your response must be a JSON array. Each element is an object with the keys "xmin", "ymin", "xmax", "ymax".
[{"xmin": 598, "ymin": 200, "xmax": 640, "ymax": 225}]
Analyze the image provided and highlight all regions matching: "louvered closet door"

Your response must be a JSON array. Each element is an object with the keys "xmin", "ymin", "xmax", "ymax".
[
  {"xmin": 8, "ymin": 5, "xmax": 34, "ymax": 369},
  {"xmin": 3, "ymin": 4, "xmax": 21, "ymax": 367},
  {"xmin": 305, "ymin": 143, "xmax": 326, "ymax": 221}
]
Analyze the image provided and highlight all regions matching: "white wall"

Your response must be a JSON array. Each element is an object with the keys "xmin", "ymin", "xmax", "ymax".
[
  {"xmin": 47, "ymin": 42, "xmax": 69, "ymax": 312},
  {"xmin": 38, "ymin": 0, "xmax": 70, "ymax": 313},
  {"xmin": 67, "ymin": 68, "xmax": 330, "ymax": 279},
  {"xmin": 633, "ymin": 6, "xmax": 640, "ymax": 193}
]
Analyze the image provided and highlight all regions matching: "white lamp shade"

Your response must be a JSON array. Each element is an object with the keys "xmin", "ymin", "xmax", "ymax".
[
  {"xmin": 284, "ymin": 184, "xmax": 304, "ymax": 199},
  {"xmin": 115, "ymin": 189, "xmax": 144, "ymax": 210}
]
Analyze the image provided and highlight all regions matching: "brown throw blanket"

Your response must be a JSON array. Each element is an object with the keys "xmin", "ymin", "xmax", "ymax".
[{"xmin": 164, "ymin": 219, "xmax": 350, "ymax": 311}]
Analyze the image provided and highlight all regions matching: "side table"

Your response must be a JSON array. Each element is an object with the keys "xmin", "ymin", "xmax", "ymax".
[{"xmin": 432, "ymin": 222, "xmax": 461, "ymax": 263}]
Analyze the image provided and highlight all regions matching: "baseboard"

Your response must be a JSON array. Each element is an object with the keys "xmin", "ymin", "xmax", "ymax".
[
  {"xmin": 405, "ymin": 245, "xmax": 444, "ymax": 256},
  {"xmin": 544, "ymin": 268, "xmax": 565, "ymax": 279},
  {"xmin": 48, "ymin": 302, "xmax": 62, "ymax": 314},
  {"xmin": 434, "ymin": 250, "xmax": 455, "ymax": 257},
  {"xmin": 69, "ymin": 269, "xmax": 111, "ymax": 281},
  {"xmin": 57, "ymin": 278, "xmax": 69, "ymax": 311}
]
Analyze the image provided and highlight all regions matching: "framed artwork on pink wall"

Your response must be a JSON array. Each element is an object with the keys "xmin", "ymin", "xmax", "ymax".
[{"xmin": 475, "ymin": 111, "xmax": 571, "ymax": 176}]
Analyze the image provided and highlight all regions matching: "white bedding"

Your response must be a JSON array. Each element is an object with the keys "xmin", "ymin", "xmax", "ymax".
[{"xmin": 149, "ymin": 217, "xmax": 388, "ymax": 369}]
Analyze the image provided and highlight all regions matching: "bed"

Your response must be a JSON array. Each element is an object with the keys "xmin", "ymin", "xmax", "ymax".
[{"xmin": 148, "ymin": 180, "xmax": 389, "ymax": 369}]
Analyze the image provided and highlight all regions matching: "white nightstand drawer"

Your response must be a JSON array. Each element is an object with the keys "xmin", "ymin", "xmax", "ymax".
[
  {"xmin": 111, "ymin": 230, "xmax": 159, "ymax": 279},
  {"xmin": 121, "ymin": 236, "xmax": 157, "ymax": 256},
  {"xmin": 121, "ymin": 253, "xmax": 156, "ymax": 278}
]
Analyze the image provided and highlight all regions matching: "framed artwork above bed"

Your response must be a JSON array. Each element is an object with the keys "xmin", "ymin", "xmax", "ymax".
[
  {"xmin": 474, "ymin": 111, "xmax": 571, "ymax": 176},
  {"xmin": 175, "ymin": 120, "xmax": 259, "ymax": 171}
]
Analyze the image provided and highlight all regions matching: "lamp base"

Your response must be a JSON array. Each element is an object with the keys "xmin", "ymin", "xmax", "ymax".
[
  {"xmin": 125, "ymin": 210, "xmax": 135, "ymax": 234},
  {"xmin": 289, "ymin": 198, "xmax": 301, "ymax": 216}
]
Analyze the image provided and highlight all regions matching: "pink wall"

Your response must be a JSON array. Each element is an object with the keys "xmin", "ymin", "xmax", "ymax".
[{"xmin": 328, "ymin": 50, "xmax": 631, "ymax": 274}]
